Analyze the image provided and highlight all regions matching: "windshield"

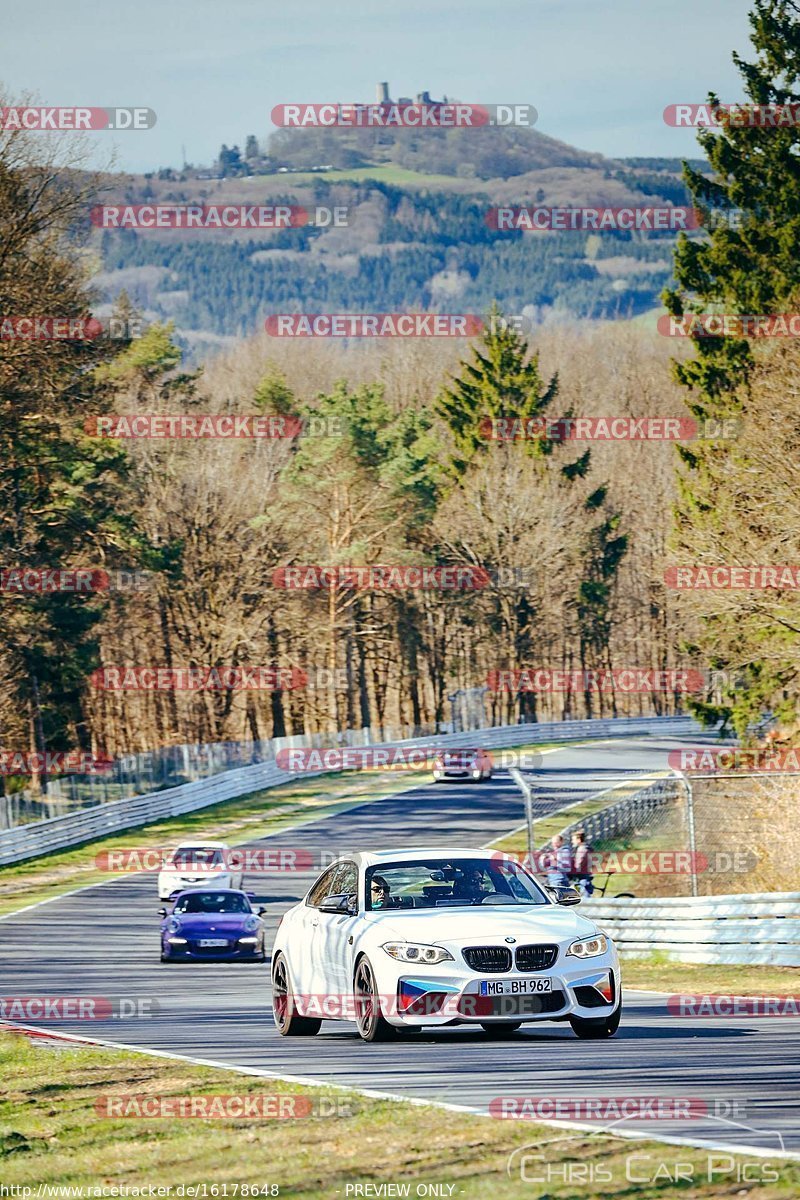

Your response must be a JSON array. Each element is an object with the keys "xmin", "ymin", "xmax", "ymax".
[
  {"xmin": 366, "ymin": 858, "xmax": 549, "ymax": 911},
  {"xmin": 168, "ymin": 847, "xmax": 224, "ymax": 869},
  {"xmin": 173, "ymin": 892, "xmax": 250, "ymax": 914}
]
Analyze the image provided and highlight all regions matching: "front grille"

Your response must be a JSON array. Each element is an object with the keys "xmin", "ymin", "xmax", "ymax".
[
  {"xmin": 515, "ymin": 944, "xmax": 558, "ymax": 972},
  {"xmin": 457, "ymin": 991, "xmax": 567, "ymax": 1018},
  {"xmin": 463, "ymin": 946, "xmax": 512, "ymax": 973}
]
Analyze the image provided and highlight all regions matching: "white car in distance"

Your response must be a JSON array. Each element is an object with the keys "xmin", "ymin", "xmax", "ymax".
[
  {"xmin": 271, "ymin": 848, "xmax": 621, "ymax": 1042},
  {"xmin": 157, "ymin": 841, "xmax": 244, "ymax": 902}
]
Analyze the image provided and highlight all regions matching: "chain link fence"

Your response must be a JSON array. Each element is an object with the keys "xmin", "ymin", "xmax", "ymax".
[{"xmin": 547, "ymin": 771, "xmax": 795, "ymax": 897}]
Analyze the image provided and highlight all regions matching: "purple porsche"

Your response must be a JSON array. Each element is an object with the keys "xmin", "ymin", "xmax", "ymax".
[{"xmin": 159, "ymin": 889, "xmax": 267, "ymax": 961}]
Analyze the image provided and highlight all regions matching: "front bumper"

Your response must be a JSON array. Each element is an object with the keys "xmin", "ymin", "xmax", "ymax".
[
  {"xmin": 163, "ymin": 937, "xmax": 262, "ymax": 960},
  {"xmin": 378, "ymin": 956, "xmax": 620, "ymax": 1026}
]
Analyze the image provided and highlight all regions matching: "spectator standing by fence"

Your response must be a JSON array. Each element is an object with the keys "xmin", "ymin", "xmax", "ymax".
[
  {"xmin": 545, "ymin": 834, "xmax": 573, "ymax": 888},
  {"xmin": 571, "ymin": 828, "xmax": 594, "ymax": 896}
]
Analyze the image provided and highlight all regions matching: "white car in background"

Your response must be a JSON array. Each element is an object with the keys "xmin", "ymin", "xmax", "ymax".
[
  {"xmin": 271, "ymin": 848, "xmax": 621, "ymax": 1042},
  {"xmin": 158, "ymin": 841, "xmax": 243, "ymax": 901}
]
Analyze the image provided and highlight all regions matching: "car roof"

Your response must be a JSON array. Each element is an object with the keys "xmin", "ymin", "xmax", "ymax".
[
  {"xmin": 173, "ymin": 887, "xmax": 247, "ymax": 895},
  {"xmin": 171, "ymin": 840, "xmax": 229, "ymax": 850},
  {"xmin": 337, "ymin": 848, "xmax": 506, "ymax": 868}
]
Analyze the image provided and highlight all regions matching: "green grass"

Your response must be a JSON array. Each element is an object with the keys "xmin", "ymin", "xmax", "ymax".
[
  {"xmin": 278, "ymin": 164, "xmax": 476, "ymax": 186},
  {"xmin": 621, "ymin": 956, "xmax": 800, "ymax": 995},
  {"xmin": 2, "ymin": 1031, "xmax": 798, "ymax": 1196}
]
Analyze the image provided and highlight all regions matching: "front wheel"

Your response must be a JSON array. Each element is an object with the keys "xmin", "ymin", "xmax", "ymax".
[
  {"xmin": 272, "ymin": 953, "xmax": 321, "ymax": 1036},
  {"xmin": 569, "ymin": 1003, "xmax": 621, "ymax": 1040},
  {"xmin": 354, "ymin": 957, "xmax": 396, "ymax": 1042}
]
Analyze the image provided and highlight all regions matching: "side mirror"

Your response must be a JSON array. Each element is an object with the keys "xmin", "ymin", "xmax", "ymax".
[
  {"xmin": 550, "ymin": 886, "xmax": 581, "ymax": 906},
  {"xmin": 257, "ymin": 907, "xmax": 267, "ymax": 916},
  {"xmin": 157, "ymin": 907, "xmax": 168, "ymax": 918},
  {"xmin": 319, "ymin": 893, "xmax": 357, "ymax": 915}
]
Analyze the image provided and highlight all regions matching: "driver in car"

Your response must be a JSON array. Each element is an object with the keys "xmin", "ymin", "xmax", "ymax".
[
  {"xmin": 452, "ymin": 867, "xmax": 489, "ymax": 900},
  {"xmin": 370, "ymin": 874, "xmax": 391, "ymax": 909}
]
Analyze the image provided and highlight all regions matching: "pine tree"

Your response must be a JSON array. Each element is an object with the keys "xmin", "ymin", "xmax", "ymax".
[
  {"xmin": 435, "ymin": 311, "xmax": 626, "ymax": 720},
  {"xmin": 435, "ymin": 307, "xmax": 561, "ymax": 479},
  {"xmin": 664, "ymin": 0, "xmax": 800, "ymax": 732}
]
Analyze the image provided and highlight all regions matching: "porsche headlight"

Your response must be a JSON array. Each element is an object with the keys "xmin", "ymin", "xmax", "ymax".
[
  {"xmin": 243, "ymin": 915, "xmax": 259, "ymax": 933},
  {"xmin": 566, "ymin": 934, "xmax": 608, "ymax": 959},
  {"xmin": 167, "ymin": 917, "xmax": 182, "ymax": 934},
  {"xmin": 382, "ymin": 942, "xmax": 454, "ymax": 964}
]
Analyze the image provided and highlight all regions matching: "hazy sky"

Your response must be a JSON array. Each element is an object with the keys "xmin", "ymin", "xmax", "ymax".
[{"xmin": 3, "ymin": 0, "xmax": 757, "ymax": 173}]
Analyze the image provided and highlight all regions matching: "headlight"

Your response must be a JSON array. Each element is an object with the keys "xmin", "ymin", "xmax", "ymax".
[
  {"xmin": 382, "ymin": 942, "xmax": 454, "ymax": 964},
  {"xmin": 566, "ymin": 934, "xmax": 608, "ymax": 959},
  {"xmin": 243, "ymin": 916, "xmax": 259, "ymax": 933},
  {"xmin": 167, "ymin": 917, "xmax": 182, "ymax": 934}
]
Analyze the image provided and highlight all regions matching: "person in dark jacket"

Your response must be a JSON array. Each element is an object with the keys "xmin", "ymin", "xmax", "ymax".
[{"xmin": 570, "ymin": 829, "xmax": 594, "ymax": 897}]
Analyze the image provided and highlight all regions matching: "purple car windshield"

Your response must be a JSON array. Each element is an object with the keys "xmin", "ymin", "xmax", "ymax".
[{"xmin": 173, "ymin": 893, "xmax": 250, "ymax": 914}]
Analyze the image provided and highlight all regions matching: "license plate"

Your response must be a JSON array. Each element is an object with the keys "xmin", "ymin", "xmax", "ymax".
[
  {"xmin": 198, "ymin": 938, "xmax": 228, "ymax": 947},
  {"xmin": 480, "ymin": 977, "xmax": 553, "ymax": 996}
]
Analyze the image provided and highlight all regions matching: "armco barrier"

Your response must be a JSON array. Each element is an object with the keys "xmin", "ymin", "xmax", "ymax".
[
  {"xmin": 582, "ymin": 892, "xmax": 800, "ymax": 966},
  {"xmin": 0, "ymin": 715, "xmax": 702, "ymax": 866}
]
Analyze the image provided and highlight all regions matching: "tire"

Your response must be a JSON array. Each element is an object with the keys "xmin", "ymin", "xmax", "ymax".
[
  {"xmin": 354, "ymin": 957, "xmax": 396, "ymax": 1042},
  {"xmin": 272, "ymin": 953, "xmax": 321, "ymax": 1036},
  {"xmin": 480, "ymin": 1022, "xmax": 521, "ymax": 1036},
  {"xmin": 613, "ymin": 893, "xmax": 636, "ymax": 900},
  {"xmin": 569, "ymin": 1003, "xmax": 622, "ymax": 1040}
]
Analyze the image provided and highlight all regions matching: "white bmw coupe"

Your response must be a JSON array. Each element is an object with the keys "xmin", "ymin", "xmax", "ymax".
[{"xmin": 270, "ymin": 848, "xmax": 621, "ymax": 1042}]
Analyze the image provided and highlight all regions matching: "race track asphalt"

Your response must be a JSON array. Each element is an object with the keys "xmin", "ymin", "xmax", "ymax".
[{"xmin": 2, "ymin": 735, "xmax": 797, "ymax": 1156}]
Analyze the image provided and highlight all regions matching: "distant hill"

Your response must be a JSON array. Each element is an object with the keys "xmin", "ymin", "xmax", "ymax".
[
  {"xmin": 265, "ymin": 123, "xmax": 613, "ymax": 180},
  {"xmin": 89, "ymin": 124, "xmax": 707, "ymax": 357}
]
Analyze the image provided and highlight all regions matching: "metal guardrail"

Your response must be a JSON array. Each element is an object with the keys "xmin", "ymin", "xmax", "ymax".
[
  {"xmin": 582, "ymin": 892, "xmax": 800, "ymax": 967},
  {"xmin": 0, "ymin": 715, "xmax": 702, "ymax": 866}
]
